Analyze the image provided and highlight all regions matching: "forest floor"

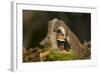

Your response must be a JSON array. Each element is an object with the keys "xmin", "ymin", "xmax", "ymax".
[{"xmin": 23, "ymin": 47, "xmax": 91, "ymax": 62}]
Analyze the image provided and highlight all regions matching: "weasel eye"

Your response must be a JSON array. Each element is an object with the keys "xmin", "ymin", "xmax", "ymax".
[{"xmin": 57, "ymin": 29, "xmax": 61, "ymax": 33}]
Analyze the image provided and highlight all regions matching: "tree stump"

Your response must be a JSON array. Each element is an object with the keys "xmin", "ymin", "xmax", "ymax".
[
  {"xmin": 40, "ymin": 18, "xmax": 58, "ymax": 49},
  {"xmin": 40, "ymin": 18, "xmax": 90, "ymax": 59}
]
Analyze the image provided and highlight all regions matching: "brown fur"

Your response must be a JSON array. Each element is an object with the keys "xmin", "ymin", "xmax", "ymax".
[{"xmin": 54, "ymin": 20, "xmax": 84, "ymax": 57}]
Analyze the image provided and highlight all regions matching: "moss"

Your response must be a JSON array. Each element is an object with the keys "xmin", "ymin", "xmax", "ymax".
[{"xmin": 46, "ymin": 49, "xmax": 77, "ymax": 61}]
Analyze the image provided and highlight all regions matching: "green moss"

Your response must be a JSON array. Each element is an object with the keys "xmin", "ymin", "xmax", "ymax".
[{"xmin": 46, "ymin": 49, "xmax": 77, "ymax": 61}]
